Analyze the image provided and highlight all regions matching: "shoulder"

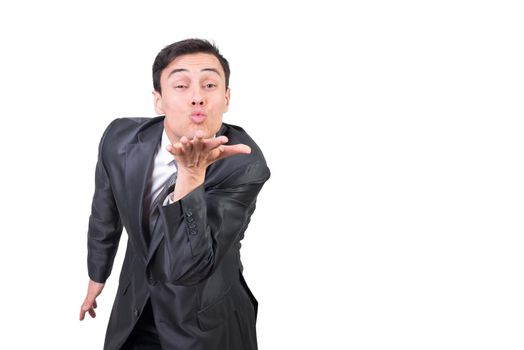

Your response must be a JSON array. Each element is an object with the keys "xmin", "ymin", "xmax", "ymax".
[
  {"xmin": 206, "ymin": 123, "xmax": 270, "ymax": 187},
  {"xmin": 98, "ymin": 116, "xmax": 163, "ymax": 152},
  {"xmin": 102, "ymin": 117, "xmax": 162, "ymax": 140}
]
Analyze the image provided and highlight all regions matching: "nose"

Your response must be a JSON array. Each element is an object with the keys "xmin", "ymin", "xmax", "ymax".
[{"xmin": 191, "ymin": 88, "xmax": 204, "ymax": 106}]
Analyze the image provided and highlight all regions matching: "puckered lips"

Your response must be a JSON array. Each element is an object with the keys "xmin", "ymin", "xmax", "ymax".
[{"xmin": 190, "ymin": 109, "xmax": 206, "ymax": 124}]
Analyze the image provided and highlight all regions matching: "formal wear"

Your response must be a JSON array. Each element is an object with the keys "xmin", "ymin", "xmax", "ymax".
[{"xmin": 87, "ymin": 116, "xmax": 270, "ymax": 350}]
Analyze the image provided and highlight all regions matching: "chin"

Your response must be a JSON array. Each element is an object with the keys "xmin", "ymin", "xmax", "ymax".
[
  {"xmin": 185, "ymin": 126, "xmax": 209, "ymax": 139},
  {"xmin": 197, "ymin": 124, "xmax": 221, "ymax": 138}
]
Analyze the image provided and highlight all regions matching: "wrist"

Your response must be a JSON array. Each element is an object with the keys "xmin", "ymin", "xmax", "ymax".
[
  {"xmin": 172, "ymin": 168, "xmax": 205, "ymax": 202},
  {"xmin": 177, "ymin": 168, "xmax": 205, "ymax": 184}
]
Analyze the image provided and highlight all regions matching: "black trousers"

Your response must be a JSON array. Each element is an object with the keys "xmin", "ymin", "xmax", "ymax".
[{"xmin": 120, "ymin": 300, "xmax": 162, "ymax": 350}]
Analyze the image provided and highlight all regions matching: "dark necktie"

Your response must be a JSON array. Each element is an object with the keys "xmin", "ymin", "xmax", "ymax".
[{"xmin": 147, "ymin": 170, "xmax": 178, "ymax": 244}]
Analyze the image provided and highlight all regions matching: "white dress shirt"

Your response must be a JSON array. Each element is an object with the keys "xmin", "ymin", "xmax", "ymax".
[{"xmin": 148, "ymin": 128, "xmax": 177, "ymax": 208}]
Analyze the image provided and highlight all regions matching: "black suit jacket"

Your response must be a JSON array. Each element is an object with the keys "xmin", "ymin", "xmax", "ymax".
[{"xmin": 87, "ymin": 116, "xmax": 270, "ymax": 350}]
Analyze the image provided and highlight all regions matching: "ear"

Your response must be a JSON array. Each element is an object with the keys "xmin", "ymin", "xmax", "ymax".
[
  {"xmin": 153, "ymin": 91, "xmax": 164, "ymax": 115},
  {"xmin": 224, "ymin": 88, "xmax": 231, "ymax": 113}
]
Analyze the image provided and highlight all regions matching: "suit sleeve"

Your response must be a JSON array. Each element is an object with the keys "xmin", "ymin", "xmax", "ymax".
[
  {"xmin": 147, "ymin": 161, "xmax": 270, "ymax": 286},
  {"xmin": 87, "ymin": 120, "xmax": 123, "ymax": 283}
]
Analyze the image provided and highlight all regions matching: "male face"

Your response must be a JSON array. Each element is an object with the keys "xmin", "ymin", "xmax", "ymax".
[{"xmin": 153, "ymin": 53, "xmax": 230, "ymax": 144}]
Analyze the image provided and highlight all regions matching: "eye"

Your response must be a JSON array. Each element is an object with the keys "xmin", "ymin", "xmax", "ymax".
[
  {"xmin": 174, "ymin": 84, "xmax": 188, "ymax": 89},
  {"xmin": 204, "ymin": 83, "xmax": 217, "ymax": 89}
]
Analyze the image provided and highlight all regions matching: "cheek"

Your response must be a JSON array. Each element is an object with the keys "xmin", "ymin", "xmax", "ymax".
[
  {"xmin": 164, "ymin": 113, "xmax": 185, "ymax": 131},
  {"xmin": 164, "ymin": 100, "xmax": 185, "ymax": 118},
  {"xmin": 211, "ymin": 116, "xmax": 223, "ymax": 131},
  {"xmin": 211, "ymin": 99, "xmax": 228, "ymax": 114},
  {"xmin": 168, "ymin": 116, "xmax": 185, "ymax": 128}
]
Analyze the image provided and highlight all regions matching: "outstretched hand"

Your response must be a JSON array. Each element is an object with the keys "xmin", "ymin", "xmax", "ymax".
[
  {"xmin": 166, "ymin": 130, "xmax": 251, "ymax": 175},
  {"xmin": 166, "ymin": 130, "xmax": 251, "ymax": 201},
  {"xmin": 79, "ymin": 279, "xmax": 105, "ymax": 321}
]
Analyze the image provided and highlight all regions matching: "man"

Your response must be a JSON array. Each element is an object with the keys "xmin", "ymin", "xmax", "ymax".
[{"xmin": 79, "ymin": 39, "xmax": 270, "ymax": 350}]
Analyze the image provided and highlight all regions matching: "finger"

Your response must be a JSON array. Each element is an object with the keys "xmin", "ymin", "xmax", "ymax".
[
  {"xmin": 93, "ymin": 300, "xmax": 97, "ymax": 309},
  {"xmin": 167, "ymin": 143, "xmax": 183, "ymax": 156},
  {"xmin": 180, "ymin": 136, "xmax": 190, "ymax": 147},
  {"xmin": 205, "ymin": 136, "xmax": 229, "ymax": 150},
  {"xmin": 215, "ymin": 144, "xmax": 251, "ymax": 161},
  {"xmin": 192, "ymin": 132, "xmax": 205, "ymax": 152},
  {"xmin": 80, "ymin": 298, "xmax": 94, "ymax": 321},
  {"xmin": 88, "ymin": 308, "xmax": 97, "ymax": 318},
  {"xmin": 180, "ymin": 136, "xmax": 193, "ymax": 153},
  {"xmin": 82, "ymin": 301, "xmax": 93, "ymax": 312},
  {"xmin": 79, "ymin": 307, "xmax": 86, "ymax": 321}
]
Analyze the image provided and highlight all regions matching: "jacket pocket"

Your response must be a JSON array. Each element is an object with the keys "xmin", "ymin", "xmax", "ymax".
[{"xmin": 196, "ymin": 286, "xmax": 236, "ymax": 331}]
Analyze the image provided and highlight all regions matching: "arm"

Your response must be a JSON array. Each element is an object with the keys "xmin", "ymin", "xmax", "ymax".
[
  {"xmin": 146, "ymin": 131, "xmax": 269, "ymax": 285},
  {"xmin": 147, "ymin": 161, "xmax": 270, "ymax": 286},
  {"xmin": 86, "ymin": 119, "xmax": 123, "ymax": 283},
  {"xmin": 80, "ymin": 120, "xmax": 123, "ymax": 320}
]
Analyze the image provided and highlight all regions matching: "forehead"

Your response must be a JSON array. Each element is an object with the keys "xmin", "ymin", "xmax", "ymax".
[{"xmin": 162, "ymin": 53, "xmax": 224, "ymax": 79}]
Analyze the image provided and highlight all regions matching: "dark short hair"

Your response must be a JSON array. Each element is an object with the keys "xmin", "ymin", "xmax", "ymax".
[{"xmin": 152, "ymin": 38, "xmax": 230, "ymax": 94}]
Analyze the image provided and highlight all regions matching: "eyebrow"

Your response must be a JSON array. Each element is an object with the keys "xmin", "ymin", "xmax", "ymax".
[{"xmin": 167, "ymin": 68, "xmax": 222, "ymax": 79}]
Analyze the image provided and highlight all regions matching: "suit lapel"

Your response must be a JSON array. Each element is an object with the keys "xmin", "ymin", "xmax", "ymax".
[{"xmin": 124, "ymin": 120, "xmax": 164, "ymax": 262}]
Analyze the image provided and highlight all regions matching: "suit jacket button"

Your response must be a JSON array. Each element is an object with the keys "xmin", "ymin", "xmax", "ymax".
[
  {"xmin": 133, "ymin": 309, "xmax": 139, "ymax": 317},
  {"xmin": 190, "ymin": 229, "xmax": 197, "ymax": 235},
  {"xmin": 186, "ymin": 209, "xmax": 193, "ymax": 217}
]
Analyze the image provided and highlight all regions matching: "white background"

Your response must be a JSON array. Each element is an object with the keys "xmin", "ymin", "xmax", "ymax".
[{"xmin": 0, "ymin": 1, "xmax": 523, "ymax": 349}]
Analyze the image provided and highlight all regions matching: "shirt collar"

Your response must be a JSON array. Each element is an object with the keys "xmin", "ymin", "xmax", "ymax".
[{"xmin": 158, "ymin": 128, "xmax": 176, "ymax": 166}]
